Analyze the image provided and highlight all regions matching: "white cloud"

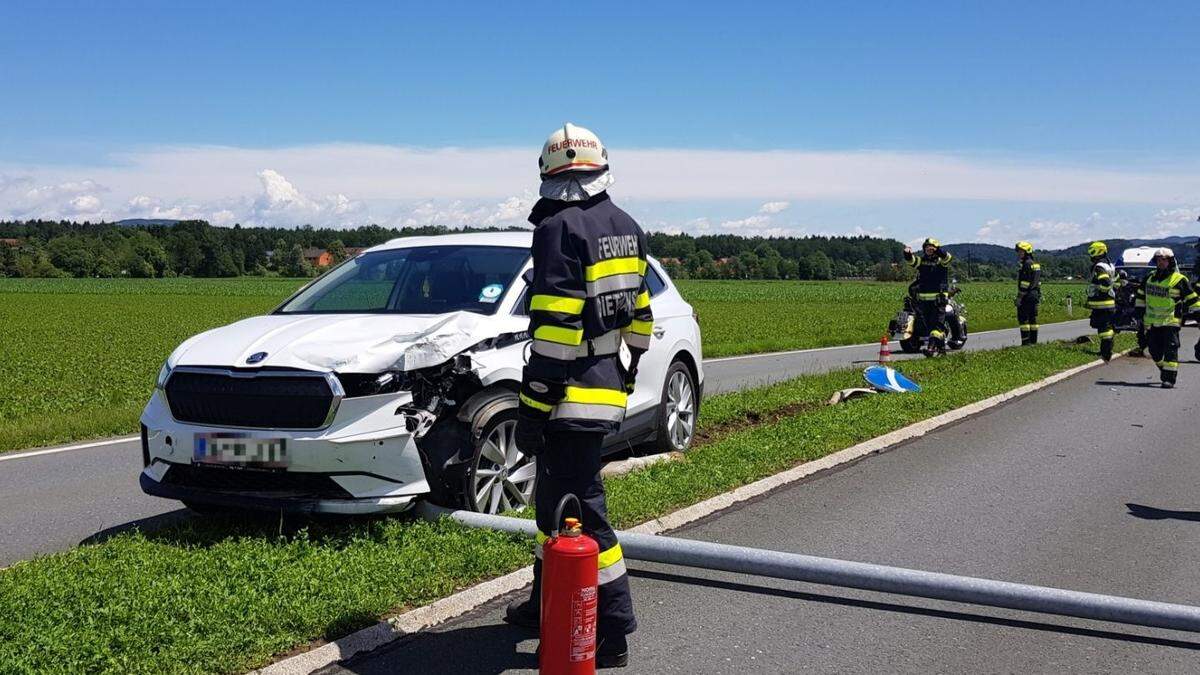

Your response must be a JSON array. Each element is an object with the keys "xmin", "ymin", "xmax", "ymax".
[
  {"xmin": 719, "ymin": 214, "xmax": 771, "ymax": 230},
  {"xmin": 1149, "ymin": 207, "xmax": 1200, "ymax": 238},
  {"xmin": 759, "ymin": 201, "xmax": 790, "ymax": 214},
  {"xmin": 2, "ymin": 143, "xmax": 1200, "ymax": 238}
]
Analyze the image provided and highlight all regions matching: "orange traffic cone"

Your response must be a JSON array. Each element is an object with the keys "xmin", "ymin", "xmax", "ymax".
[{"xmin": 878, "ymin": 335, "xmax": 893, "ymax": 364}]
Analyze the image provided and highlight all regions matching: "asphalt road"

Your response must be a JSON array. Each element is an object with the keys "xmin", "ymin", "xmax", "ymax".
[
  {"xmin": 0, "ymin": 320, "xmax": 1090, "ymax": 567},
  {"xmin": 327, "ymin": 331, "xmax": 1200, "ymax": 674}
]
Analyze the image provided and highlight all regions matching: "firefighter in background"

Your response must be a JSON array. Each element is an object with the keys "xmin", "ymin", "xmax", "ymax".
[
  {"xmin": 1135, "ymin": 247, "xmax": 1198, "ymax": 388},
  {"xmin": 903, "ymin": 238, "xmax": 953, "ymax": 355},
  {"xmin": 507, "ymin": 123, "xmax": 648, "ymax": 668},
  {"xmin": 1015, "ymin": 241, "xmax": 1041, "ymax": 345},
  {"xmin": 1085, "ymin": 241, "xmax": 1117, "ymax": 362}
]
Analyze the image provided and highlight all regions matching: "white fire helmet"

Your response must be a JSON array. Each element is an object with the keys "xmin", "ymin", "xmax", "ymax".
[
  {"xmin": 539, "ymin": 123, "xmax": 608, "ymax": 177},
  {"xmin": 1154, "ymin": 247, "xmax": 1175, "ymax": 262}
]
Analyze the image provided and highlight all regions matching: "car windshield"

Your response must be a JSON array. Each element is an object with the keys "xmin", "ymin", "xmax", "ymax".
[{"xmin": 276, "ymin": 245, "xmax": 530, "ymax": 315}]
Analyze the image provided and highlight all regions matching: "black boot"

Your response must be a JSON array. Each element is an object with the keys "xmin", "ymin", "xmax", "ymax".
[
  {"xmin": 504, "ymin": 597, "xmax": 539, "ymax": 629},
  {"xmin": 1020, "ymin": 330, "xmax": 1030, "ymax": 346},
  {"xmin": 1029, "ymin": 329, "xmax": 1038, "ymax": 345},
  {"xmin": 596, "ymin": 634, "xmax": 629, "ymax": 669},
  {"xmin": 1100, "ymin": 338, "xmax": 1113, "ymax": 362}
]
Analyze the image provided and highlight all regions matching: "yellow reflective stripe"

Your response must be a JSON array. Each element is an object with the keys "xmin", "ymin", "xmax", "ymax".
[
  {"xmin": 563, "ymin": 386, "xmax": 627, "ymax": 407},
  {"xmin": 628, "ymin": 319, "xmax": 653, "ymax": 336},
  {"xmin": 597, "ymin": 543, "xmax": 624, "ymax": 569},
  {"xmin": 585, "ymin": 256, "xmax": 643, "ymax": 281},
  {"xmin": 1096, "ymin": 274, "xmax": 1110, "ymax": 280},
  {"xmin": 634, "ymin": 290, "xmax": 651, "ymax": 309},
  {"xmin": 533, "ymin": 325, "xmax": 584, "ymax": 346},
  {"xmin": 530, "ymin": 294, "xmax": 585, "ymax": 314},
  {"xmin": 519, "ymin": 393, "xmax": 553, "ymax": 412},
  {"xmin": 1031, "ymin": 264, "xmax": 1041, "ymax": 270},
  {"xmin": 1019, "ymin": 281, "xmax": 1031, "ymax": 288}
]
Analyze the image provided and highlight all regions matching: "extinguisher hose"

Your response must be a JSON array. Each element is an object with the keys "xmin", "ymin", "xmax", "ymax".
[{"xmin": 551, "ymin": 493, "xmax": 582, "ymax": 538}]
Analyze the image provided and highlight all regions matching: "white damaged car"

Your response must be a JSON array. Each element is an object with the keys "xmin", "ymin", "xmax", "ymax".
[{"xmin": 139, "ymin": 232, "xmax": 703, "ymax": 515}]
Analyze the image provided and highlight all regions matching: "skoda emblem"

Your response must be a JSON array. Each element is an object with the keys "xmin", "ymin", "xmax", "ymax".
[{"xmin": 246, "ymin": 351, "xmax": 268, "ymax": 364}]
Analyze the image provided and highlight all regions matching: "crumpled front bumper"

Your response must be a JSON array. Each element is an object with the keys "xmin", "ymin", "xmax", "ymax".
[{"xmin": 139, "ymin": 387, "xmax": 433, "ymax": 515}]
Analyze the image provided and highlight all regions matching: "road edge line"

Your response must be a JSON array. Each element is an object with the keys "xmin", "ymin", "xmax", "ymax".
[{"xmin": 256, "ymin": 352, "xmax": 1111, "ymax": 675}]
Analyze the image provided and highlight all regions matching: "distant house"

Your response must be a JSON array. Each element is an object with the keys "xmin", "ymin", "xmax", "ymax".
[
  {"xmin": 345, "ymin": 247, "xmax": 367, "ymax": 258},
  {"xmin": 0, "ymin": 238, "xmax": 20, "ymax": 247},
  {"xmin": 302, "ymin": 248, "xmax": 333, "ymax": 267}
]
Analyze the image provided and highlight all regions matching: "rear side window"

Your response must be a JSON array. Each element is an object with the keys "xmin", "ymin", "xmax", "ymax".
[
  {"xmin": 646, "ymin": 265, "xmax": 668, "ymax": 297},
  {"xmin": 513, "ymin": 263, "xmax": 668, "ymax": 316}
]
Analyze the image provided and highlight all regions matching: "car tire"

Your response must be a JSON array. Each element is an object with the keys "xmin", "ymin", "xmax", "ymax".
[
  {"xmin": 654, "ymin": 360, "xmax": 698, "ymax": 453},
  {"xmin": 461, "ymin": 407, "xmax": 537, "ymax": 514}
]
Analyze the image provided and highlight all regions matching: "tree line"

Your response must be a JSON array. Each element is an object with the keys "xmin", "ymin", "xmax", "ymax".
[{"xmin": 0, "ymin": 218, "xmax": 1101, "ymax": 281}]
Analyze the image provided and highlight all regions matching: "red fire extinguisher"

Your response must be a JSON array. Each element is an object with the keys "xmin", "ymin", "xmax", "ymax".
[{"xmin": 540, "ymin": 494, "xmax": 599, "ymax": 675}]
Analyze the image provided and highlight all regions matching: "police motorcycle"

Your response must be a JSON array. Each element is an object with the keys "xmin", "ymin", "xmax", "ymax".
[{"xmin": 887, "ymin": 279, "xmax": 969, "ymax": 355}]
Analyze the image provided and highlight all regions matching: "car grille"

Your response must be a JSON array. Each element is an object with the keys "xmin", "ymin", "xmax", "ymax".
[
  {"xmin": 163, "ymin": 464, "xmax": 354, "ymax": 499},
  {"xmin": 165, "ymin": 368, "xmax": 337, "ymax": 429}
]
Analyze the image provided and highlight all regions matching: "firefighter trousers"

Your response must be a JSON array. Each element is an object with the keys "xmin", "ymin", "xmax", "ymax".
[
  {"xmin": 1147, "ymin": 325, "xmax": 1180, "ymax": 385},
  {"xmin": 1017, "ymin": 295, "xmax": 1040, "ymax": 345},
  {"xmin": 1090, "ymin": 309, "xmax": 1115, "ymax": 360},
  {"xmin": 530, "ymin": 429, "xmax": 636, "ymax": 638},
  {"xmin": 918, "ymin": 298, "xmax": 947, "ymax": 350}
]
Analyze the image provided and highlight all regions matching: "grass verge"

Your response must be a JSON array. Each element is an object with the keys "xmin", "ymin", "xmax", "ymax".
[{"xmin": 0, "ymin": 337, "xmax": 1127, "ymax": 674}]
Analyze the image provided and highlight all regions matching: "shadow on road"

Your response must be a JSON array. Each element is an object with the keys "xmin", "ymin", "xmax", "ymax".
[
  {"xmin": 79, "ymin": 508, "xmax": 194, "ymax": 546},
  {"xmin": 1096, "ymin": 380, "xmax": 1161, "ymax": 389},
  {"xmin": 334, "ymin": 621, "xmax": 538, "ymax": 674},
  {"xmin": 630, "ymin": 569, "xmax": 1200, "ymax": 652},
  {"xmin": 1126, "ymin": 503, "xmax": 1200, "ymax": 523}
]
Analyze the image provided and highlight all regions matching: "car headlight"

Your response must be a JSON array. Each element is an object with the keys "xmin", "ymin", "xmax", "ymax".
[
  {"xmin": 336, "ymin": 370, "xmax": 409, "ymax": 398},
  {"xmin": 155, "ymin": 361, "xmax": 172, "ymax": 390}
]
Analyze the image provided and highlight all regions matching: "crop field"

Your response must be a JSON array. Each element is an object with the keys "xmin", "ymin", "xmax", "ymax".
[
  {"xmin": 0, "ymin": 277, "xmax": 1086, "ymax": 452},
  {"xmin": 678, "ymin": 279, "xmax": 1080, "ymax": 357}
]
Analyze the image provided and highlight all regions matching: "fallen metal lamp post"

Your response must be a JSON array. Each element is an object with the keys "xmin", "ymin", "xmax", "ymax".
[{"xmin": 418, "ymin": 503, "xmax": 1200, "ymax": 634}]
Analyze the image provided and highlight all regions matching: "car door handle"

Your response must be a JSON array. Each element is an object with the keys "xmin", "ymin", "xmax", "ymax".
[{"xmin": 652, "ymin": 326, "xmax": 666, "ymax": 339}]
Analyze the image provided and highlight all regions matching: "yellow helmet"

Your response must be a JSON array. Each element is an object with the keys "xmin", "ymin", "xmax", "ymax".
[
  {"xmin": 1087, "ymin": 241, "xmax": 1108, "ymax": 258},
  {"xmin": 1015, "ymin": 241, "xmax": 1034, "ymax": 255},
  {"xmin": 922, "ymin": 238, "xmax": 941, "ymax": 249},
  {"xmin": 539, "ymin": 122, "xmax": 608, "ymax": 177}
]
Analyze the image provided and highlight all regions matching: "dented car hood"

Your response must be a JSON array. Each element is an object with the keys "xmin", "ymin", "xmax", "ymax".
[{"xmin": 169, "ymin": 311, "xmax": 529, "ymax": 373}]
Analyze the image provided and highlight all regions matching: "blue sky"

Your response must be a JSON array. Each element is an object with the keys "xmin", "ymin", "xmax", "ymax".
[{"xmin": 1, "ymin": 1, "xmax": 1198, "ymax": 247}]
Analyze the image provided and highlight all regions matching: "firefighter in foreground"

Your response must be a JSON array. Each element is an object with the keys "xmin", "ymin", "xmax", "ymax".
[
  {"xmin": 1085, "ymin": 241, "xmax": 1117, "ymax": 361},
  {"xmin": 904, "ymin": 238, "xmax": 954, "ymax": 355},
  {"xmin": 1134, "ymin": 247, "xmax": 1198, "ymax": 388},
  {"xmin": 506, "ymin": 123, "xmax": 649, "ymax": 668},
  {"xmin": 1015, "ymin": 241, "xmax": 1041, "ymax": 345}
]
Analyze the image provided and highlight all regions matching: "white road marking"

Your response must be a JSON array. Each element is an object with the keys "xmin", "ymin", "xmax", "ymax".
[{"xmin": 0, "ymin": 436, "xmax": 138, "ymax": 463}]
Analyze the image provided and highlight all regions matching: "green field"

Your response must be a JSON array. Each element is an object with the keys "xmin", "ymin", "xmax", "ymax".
[
  {"xmin": 0, "ymin": 277, "xmax": 1086, "ymax": 453},
  {"xmin": 679, "ymin": 279, "xmax": 1081, "ymax": 357}
]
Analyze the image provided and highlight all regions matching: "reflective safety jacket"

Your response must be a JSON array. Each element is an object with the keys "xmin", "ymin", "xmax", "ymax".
[
  {"xmin": 1017, "ymin": 258, "xmax": 1042, "ymax": 302},
  {"xmin": 1086, "ymin": 260, "xmax": 1116, "ymax": 310},
  {"xmin": 904, "ymin": 249, "xmax": 953, "ymax": 299},
  {"xmin": 519, "ymin": 192, "xmax": 653, "ymax": 432},
  {"xmin": 1137, "ymin": 269, "xmax": 1199, "ymax": 327}
]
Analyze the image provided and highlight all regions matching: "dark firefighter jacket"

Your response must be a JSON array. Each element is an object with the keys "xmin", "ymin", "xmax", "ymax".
[
  {"xmin": 1017, "ymin": 258, "xmax": 1042, "ymax": 303},
  {"xmin": 519, "ymin": 192, "xmax": 653, "ymax": 433},
  {"xmin": 1136, "ymin": 268, "xmax": 1199, "ymax": 327},
  {"xmin": 904, "ymin": 249, "xmax": 953, "ymax": 299}
]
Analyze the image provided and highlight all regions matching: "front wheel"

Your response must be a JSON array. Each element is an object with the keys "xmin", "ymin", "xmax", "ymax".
[
  {"xmin": 461, "ymin": 410, "xmax": 537, "ymax": 514},
  {"xmin": 654, "ymin": 361, "xmax": 698, "ymax": 453}
]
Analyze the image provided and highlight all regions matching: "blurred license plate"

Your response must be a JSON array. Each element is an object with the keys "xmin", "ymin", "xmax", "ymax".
[{"xmin": 194, "ymin": 433, "xmax": 288, "ymax": 468}]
